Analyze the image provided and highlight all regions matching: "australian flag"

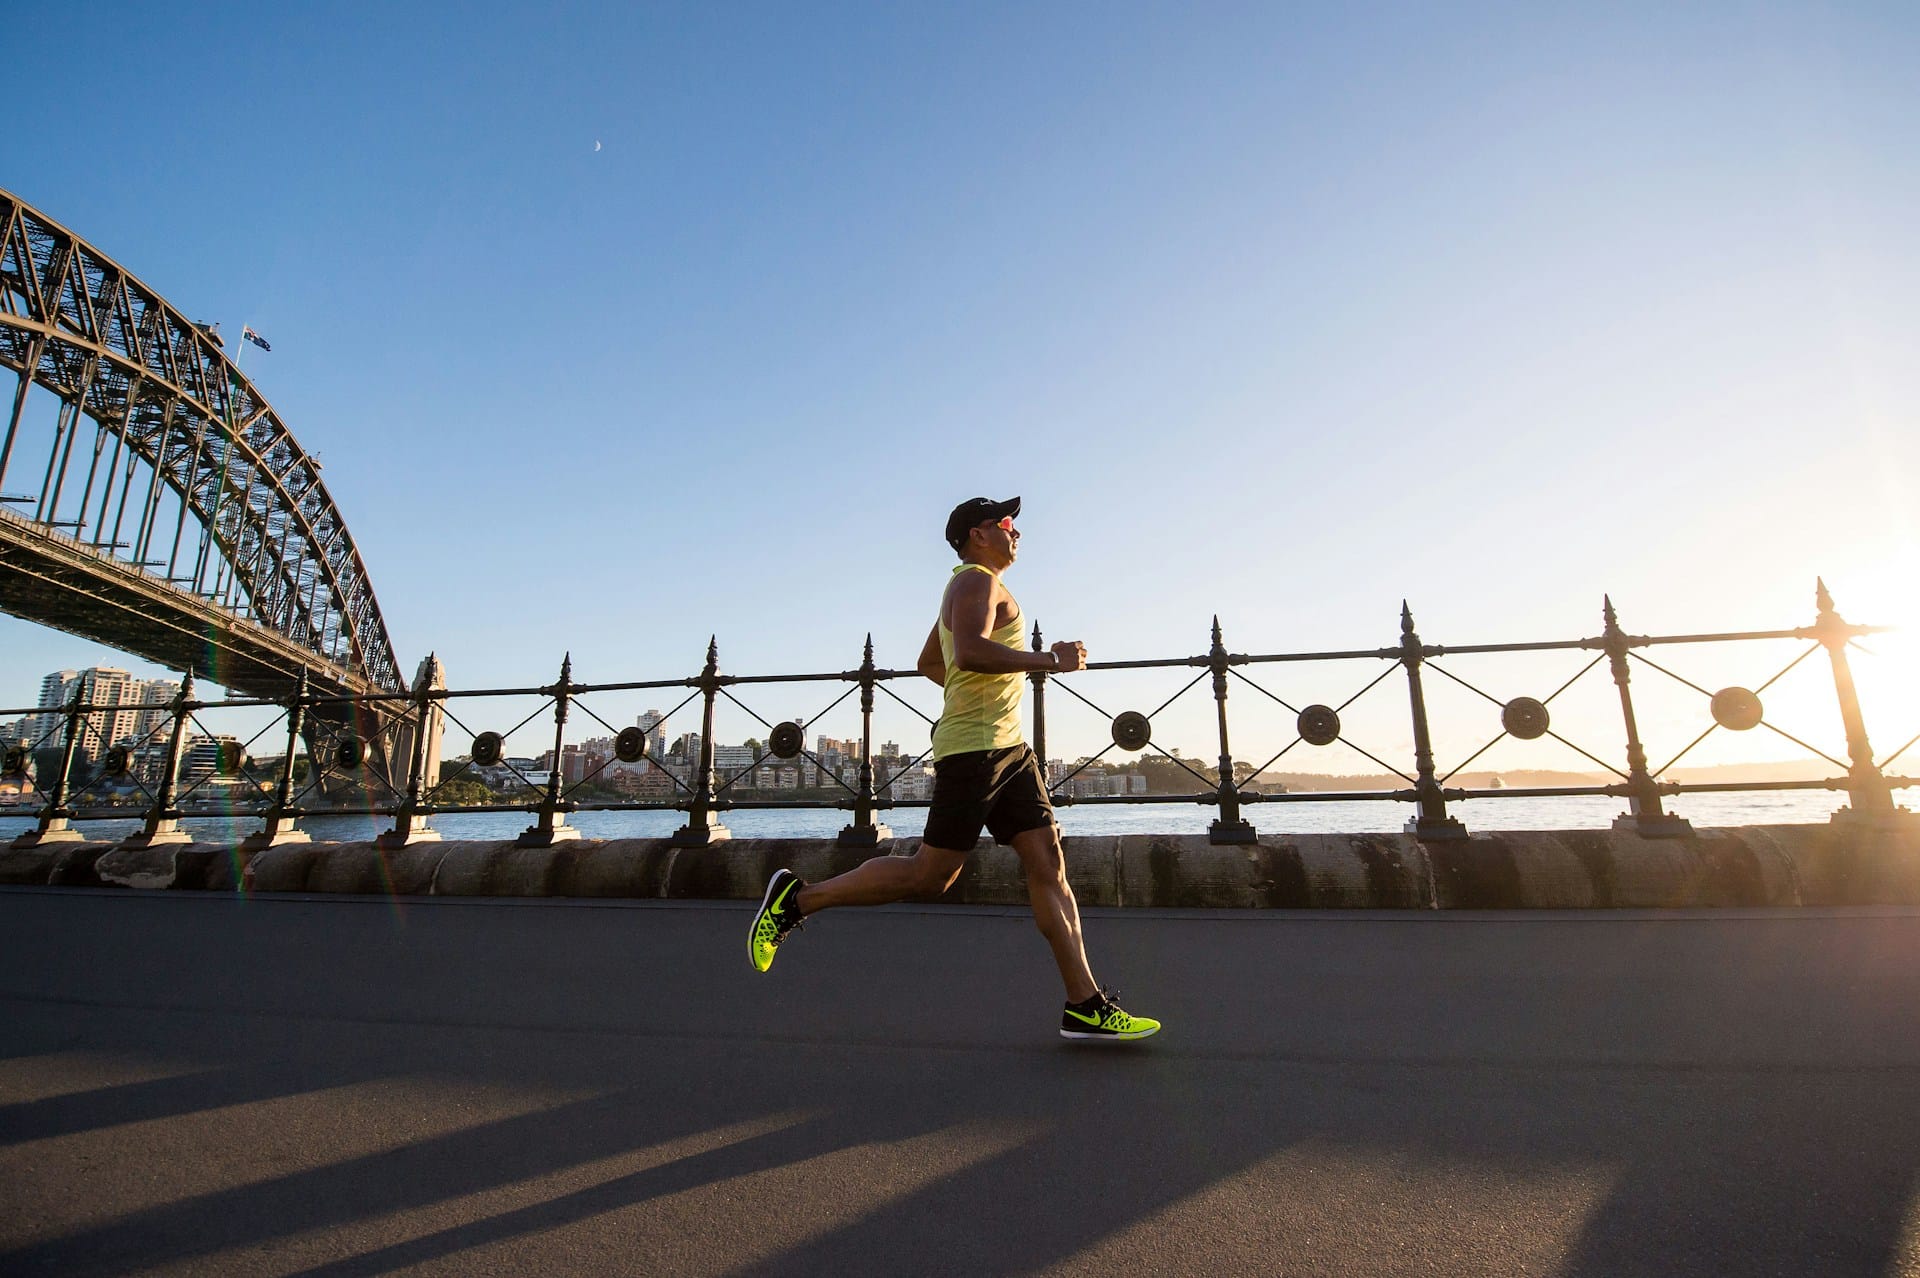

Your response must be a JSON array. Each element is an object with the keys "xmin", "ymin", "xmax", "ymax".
[{"xmin": 242, "ymin": 325, "xmax": 272, "ymax": 352}]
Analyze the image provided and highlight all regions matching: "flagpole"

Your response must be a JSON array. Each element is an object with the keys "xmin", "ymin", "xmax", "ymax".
[
  {"xmin": 218, "ymin": 332, "xmax": 249, "ymax": 609},
  {"xmin": 209, "ymin": 321, "xmax": 271, "ymax": 609},
  {"xmin": 197, "ymin": 328, "xmax": 242, "ymax": 602}
]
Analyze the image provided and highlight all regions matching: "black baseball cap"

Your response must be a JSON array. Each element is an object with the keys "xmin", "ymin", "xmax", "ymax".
[{"xmin": 944, "ymin": 495, "xmax": 1021, "ymax": 552}]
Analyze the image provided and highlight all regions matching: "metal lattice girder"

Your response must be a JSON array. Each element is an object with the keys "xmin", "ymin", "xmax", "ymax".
[{"xmin": 0, "ymin": 188, "xmax": 402, "ymax": 694}]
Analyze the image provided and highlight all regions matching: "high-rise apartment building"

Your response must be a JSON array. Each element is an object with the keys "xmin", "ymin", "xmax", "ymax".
[
  {"xmin": 130, "ymin": 679, "xmax": 180, "ymax": 746},
  {"xmin": 24, "ymin": 668, "xmax": 186, "ymax": 756},
  {"xmin": 636, "ymin": 710, "xmax": 667, "ymax": 760},
  {"xmin": 79, "ymin": 668, "xmax": 139, "ymax": 753},
  {"xmin": 23, "ymin": 670, "xmax": 78, "ymax": 748}
]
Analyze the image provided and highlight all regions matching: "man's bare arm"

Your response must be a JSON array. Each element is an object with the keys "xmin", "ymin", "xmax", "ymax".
[
  {"xmin": 917, "ymin": 625, "xmax": 945, "ymax": 686},
  {"xmin": 948, "ymin": 571, "xmax": 1087, "ymax": 674}
]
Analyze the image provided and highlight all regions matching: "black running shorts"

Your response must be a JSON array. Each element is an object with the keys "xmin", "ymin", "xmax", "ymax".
[{"xmin": 922, "ymin": 744, "xmax": 1055, "ymax": 850}]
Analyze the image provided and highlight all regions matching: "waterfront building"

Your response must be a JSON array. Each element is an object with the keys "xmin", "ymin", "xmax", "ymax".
[
  {"xmin": 609, "ymin": 767, "xmax": 677, "ymax": 798},
  {"xmin": 636, "ymin": 711, "xmax": 667, "ymax": 760},
  {"xmin": 24, "ymin": 668, "xmax": 182, "ymax": 756},
  {"xmin": 557, "ymin": 744, "xmax": 610, "ymax": 785},
  {"xmin": 882, "ymin": 766, "xmax": 934, "ymax": 802},
  {"xmin": 712, "ymin": 744, "xmax": 757, "ymax": 779},
  {"xmin": 179, "ymin": 734, "xmax": 245, "ymax": 785}
]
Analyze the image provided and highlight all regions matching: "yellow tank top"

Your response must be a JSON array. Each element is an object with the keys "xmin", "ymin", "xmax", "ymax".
[{"xmin": 932, "ymin": 564, "xmax": 1026, "ymax": 759}]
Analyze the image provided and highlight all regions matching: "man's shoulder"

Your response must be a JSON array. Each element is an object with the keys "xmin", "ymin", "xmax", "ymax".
[{"xmin": 950, "ymin": 564, "xmax": 999, "ymax": 592}]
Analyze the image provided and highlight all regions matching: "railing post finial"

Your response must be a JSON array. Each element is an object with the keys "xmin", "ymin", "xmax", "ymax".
[
  {"xmin": 839, "ymin": 633, "xmax": 892, "ymax": 848},
  {"xmin": 11, "ymin": 685, "xmax": 88, "ymax": 847},
  {"xmin": 673, "ymin": 636, "xmax": 732, "ymax": 846},
  {"xmin": 380, "ymin": 662, "xmax": 449, "ymax": 849},
  {"xmin": 243, "ymin": 668, "xmax": 314, "ymax": 852},
  {"xmin": 516, "ymin": 650, "xmax": 583, "ymax": 847},
  {"xmin": 1400, "ymin": 601, "xmax": 1467, "ymax": 841},
  {"xmin": 117, "ymin": 671, "xmax": 195, "ymax": 850},
  {"xmin": 1603, "ymin": 595, "xmax": 1690, "ymax": 838},
  {"xmin": 1814, "ymin": 579, "xmax": 1908, "ymax": 826},
  {"xmin": 1029, "ymin": 620, "xmax": 1049, "ymax": 796},
  {"xmin": 1207, "ymin": 616, "xmax": 1256, "ymax": 844}
]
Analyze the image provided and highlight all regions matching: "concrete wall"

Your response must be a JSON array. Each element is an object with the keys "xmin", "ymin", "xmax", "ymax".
[{"xmin": 5, "ymin": 824, "xmax": 1919, "ymax": 908}]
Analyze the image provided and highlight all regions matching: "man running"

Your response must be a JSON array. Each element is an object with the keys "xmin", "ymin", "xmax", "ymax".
[{"xmin": 748, "ymin": 496, "xmax": 1160, "ymax": 1042}]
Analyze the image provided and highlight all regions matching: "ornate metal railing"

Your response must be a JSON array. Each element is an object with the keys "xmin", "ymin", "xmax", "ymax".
[{"xmin": 4, "ymin": 581, "xmax": 1915, "ymax": 851}]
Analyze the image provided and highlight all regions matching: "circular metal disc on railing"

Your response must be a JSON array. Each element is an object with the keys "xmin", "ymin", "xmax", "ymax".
[
  {"xmin": 3, "ymin": 746, "xmax": 28, "ymax": 776},
  {"xmin": 613, "ymin": 726, "xmax": 646, "ymax": 763},
  {"xmin": 1710, "ymin": 687, "xmax": 1764, "ymax": 731},
  {"xmin": 1297, "ymin": 704, "xmax": 1341, "ymax": 747},
  {"xmin": 1111, "ymin": 710, "xmax": 1152, "ymax": 752},
  {"xmin": 334, "ymin": 737, "xmax": 365, "ymax": 770},
  {"xmin": 471, "ymin": 730, "xmax": 505, "ymax": 767},
  {"xmin": 769, "ymin": 721, "xmax": 806, "ymax": 759},
  {"xmin": 1501, "ymin": 697, "xmax": 1551, "ymax": 740},
  {"xmin": 104, "ymin": 746, "xmax": 132, "ymax": 776}
]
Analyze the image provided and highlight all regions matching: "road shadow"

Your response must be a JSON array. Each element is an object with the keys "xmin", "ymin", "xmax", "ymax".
[{"xmin": 1, "ymin": 896, "xmax": 1917, "ymax": 1275}]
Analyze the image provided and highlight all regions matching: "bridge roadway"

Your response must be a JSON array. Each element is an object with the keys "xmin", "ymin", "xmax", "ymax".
[
  {"xmin": 0, "ymin": 505, "xmax": 382, "ymax": 705},
  {"xmin": 2, "ymin": 890, "xmax": 1918, "ymax": 1276}
]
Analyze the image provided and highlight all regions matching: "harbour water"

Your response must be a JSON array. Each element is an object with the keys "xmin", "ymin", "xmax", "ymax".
[{"xmin": 0, "ymin": 787, "xmax": 1882, "ymax": 846}]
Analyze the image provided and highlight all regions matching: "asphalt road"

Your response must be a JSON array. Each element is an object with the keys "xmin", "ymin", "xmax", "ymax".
[{"xmin": 2, "ymin": 888, "xmax": 1918, "ymax": 1277}]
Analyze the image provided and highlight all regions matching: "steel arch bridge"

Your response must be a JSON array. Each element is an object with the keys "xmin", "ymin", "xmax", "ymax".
[{"xmin": 0, "ymin": 188, "xmax": 405, "ymax": 702}]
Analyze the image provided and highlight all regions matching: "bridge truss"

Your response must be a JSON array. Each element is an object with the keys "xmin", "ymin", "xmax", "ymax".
[{"xmin": 0, "ymin": 188, "xmax": 403, "ymax": 698}]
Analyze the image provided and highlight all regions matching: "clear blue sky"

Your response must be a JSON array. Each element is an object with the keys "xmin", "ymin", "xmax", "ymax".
[{"xmin": 6, "ymin": 2, "xmax": 1918, "ymax": 769}]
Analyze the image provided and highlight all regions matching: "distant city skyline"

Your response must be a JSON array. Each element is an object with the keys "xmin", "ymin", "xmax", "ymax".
[{"xmin": 5, "ymin": 3, "xmax": 1918, "ymax": 778}]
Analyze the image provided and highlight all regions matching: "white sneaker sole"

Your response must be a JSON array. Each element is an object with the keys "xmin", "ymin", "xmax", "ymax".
[{"xmin": 1060, "ymin": 1025, "xmax": 1160, "ymax": 1041}]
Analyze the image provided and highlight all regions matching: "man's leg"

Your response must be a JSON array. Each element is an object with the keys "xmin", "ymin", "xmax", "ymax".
[
  {"xmin": 750, "ymin": 753, "xmax": 985, "ymax": 973},
  {"xmin": 794, "ymin": 843, "xmax": 968, "ymax": 914},
  {"xmin": 1008, "ymin": 823, "xmax": 1098, "ymax": 1004},
  {"xmin": 749, "ymin": 842, "xmax": 970, "ymax": 972}
]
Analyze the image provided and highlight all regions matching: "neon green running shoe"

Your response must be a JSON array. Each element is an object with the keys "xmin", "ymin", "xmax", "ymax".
[
  {"xmin": 1060, "ymin": 988, "xmax": 1160, "ymax": 1041},
  {"xmin": 748, "ymin": 868, "xmax": 806, "ymax": 973}
]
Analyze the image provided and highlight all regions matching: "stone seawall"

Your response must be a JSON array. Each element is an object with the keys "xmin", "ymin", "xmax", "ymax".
[{"xmin": 4, "ymin": 824, "xmax": 1919, "ymax": 908}]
